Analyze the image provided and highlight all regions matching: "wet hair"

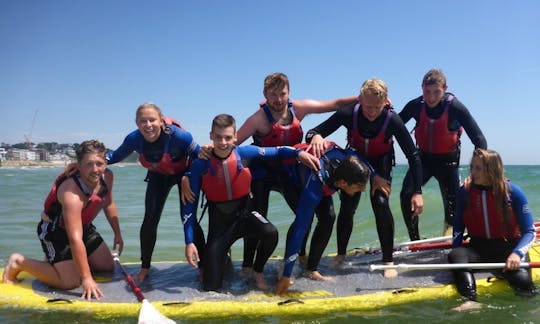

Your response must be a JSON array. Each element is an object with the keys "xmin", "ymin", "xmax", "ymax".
[
  {"xmin": 468, "ymin": 148, "xmax": 511, "ymax": 223},
  {"xmin": 212, "ymin": 113, "xmax": 236, "ymax": 132},
  {"xmin": 135, "ymin": 102, "xmax": 164, "ymax": 123},
  {"xmin": 360, "ymin": 78, "xmax": 388, "ymax": 102},
  {"xmin": 328, "ymin": 155, "xmax": 370, "ymax": 186},
  {"xmin": 263, "ymin": 72, "xmax": 290, "ymax": 95},
  {"xmin": 75, "ymin": 140, "xmax": 106, "ymax": 163},
  {"xmin": 422, "ymin": 69, "xmax": 447, "ymax": 87}
]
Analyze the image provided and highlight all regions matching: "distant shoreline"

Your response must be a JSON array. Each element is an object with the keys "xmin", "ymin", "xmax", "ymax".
[
  {"xmin": 0, "ymin": 160, "xmax": 69, "ymax": 167},
  {"xmin": 0, "ymin": 161, "xmax": 140, "ymax": 167}
]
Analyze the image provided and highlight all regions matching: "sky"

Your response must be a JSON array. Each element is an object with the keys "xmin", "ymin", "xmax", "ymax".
[{"xmin": 1, "ymin": 0, "xmax": 539, "ymax": 165}]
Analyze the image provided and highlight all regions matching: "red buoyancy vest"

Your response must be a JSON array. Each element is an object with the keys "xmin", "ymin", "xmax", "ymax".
[
  {"xmin": 463, "ymin": 186, "xmax": 520, "ymax": 239},
  {"xmin": 202, "ymin": 148, "xmax": 252, "ymax": 202},
  {"xmin": 349, "ymin": 104, "xmax": 393, "ymax": 159},
  {"xmin": 138, "ymin": 116, "xmax": 190, "ymax": 175},
  {"xmin": 162, "ymin": 116, "xmax": 183, "ymax": 129},
  {"xmin": 43, "ymin": 172, "xmax": 109, "ymax": 227},
  {"xmin": 414, "ymin": 95, "xmax": 461, "ymax": 154},
  {"xmin": 256, "ymin": 103, "xmax": 304, "ymax": 147}
]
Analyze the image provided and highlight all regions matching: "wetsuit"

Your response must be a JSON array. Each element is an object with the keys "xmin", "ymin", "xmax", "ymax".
[
  {"xmin": 306, "ymin": 103, "xmax": 422, "ymax": 263},
  {"xmin": 448, "ymin": 182, "xmax": 537, "ymax": 301},
  {"xmin": 242, "ymin": 102, "xmax": 305, "ymax": 269},
  {"xmin": 283, "ymin": 146, "xmax": 375, "ymax": 278},
  {"xmin": 183, "ymin": 145, "xmax": 303, "ymax": 291},
  {"xmin": 39, "ymin": 171, "xmax": 109, "ymax": 264},
  {"xmin": 399, "ymin": 93, "xmax": 487, "ymax": 240},
  {"xmin": 107, "ymin": 123, "xmax": 204, "ymax": 270}
]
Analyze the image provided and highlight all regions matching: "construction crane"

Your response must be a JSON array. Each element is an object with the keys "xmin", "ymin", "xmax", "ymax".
[{"xmin": 24, "ymin": 109, "xmax": 38, "ymax": 149}]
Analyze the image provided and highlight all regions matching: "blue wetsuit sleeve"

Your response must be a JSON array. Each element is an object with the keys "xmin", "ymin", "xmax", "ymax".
[
  {"xmin": 282, "ymin": 171, "xmax": 323, "ymax": 277},
  {"xmin": 509, "ymin": 182, "xmax": 535, "ymax": 258},
  {"xmin": 171, "ymin": 126, "xmax": 200, "ymax": 159},
  {"xmin": 452, "ymin": 186, "xmax": 466, "ymax": 247},
  {"xmin": 237, "ymin": 145, "xmax": 299, "ymax": 162},
  {"xmin": 181, "ymin": 159, "xmax": 205, "ymax": 245},
  {"xmin": 106, "ymin": 130, "xmax": 140, "ymax": 164}
]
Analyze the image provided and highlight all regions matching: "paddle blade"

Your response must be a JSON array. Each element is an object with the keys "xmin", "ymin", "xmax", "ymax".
[{"xmin": 138, "ymin": 299, "xmax": 176, "ymax": 324}]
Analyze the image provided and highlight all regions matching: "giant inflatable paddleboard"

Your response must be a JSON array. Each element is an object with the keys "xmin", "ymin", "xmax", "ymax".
[{"xmin": 2, "ymin": 244, "xmax": 540, "ymax": 320}]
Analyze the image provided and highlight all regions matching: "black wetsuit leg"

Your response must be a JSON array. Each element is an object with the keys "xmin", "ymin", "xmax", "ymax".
[
  {"xmin": 370, "ymin": 153, "xmax": 395, "ymax": 263},
  {"xmin": 400, "ymin": 154, "xmax": 437, "ymax": 241},
  {"xmin": 449, "ymin": 238, "xmax": 537, "ymax": 301},
  {"xmin": 433, "ymin": 158, "xmax": 460, "ymax": 227},
  {"xmin": 476, "ymin": 238, "xmax": 537, "ymax": 296},
  {"xmin": 140, "ymin": 171, "xmax": 177, "ymax": 269},
  {"xmin": 245, "ymin": 210, "xmax": 278, "ymax": 273},
  {"xmin": 447, "ymin": 246, "xmax": 479, "ymax": 301},
  {"xmin": 244, "ymin": 172, "xmax": 300, "ymax": 268},
  {"xmin": 306, "ymin": 195, "xmax": 336, "ymax": 272},
  {"xmin": 243, "ymin": 178, "xmax": 271, "ymax": 268},
  {"xmin": 336, "ymin": 191, "xmax": 361, "ymax": 256},
  {"xmin": 204, "ymin": 198, "xmax": 278, "ymax": 291},
  {"xmin": 401, "ymin": 151, "xmax": 460, "ymax": 241},
  {"xmin": 204, "ymin": 199, "xmax": 246, "ymax": 291}
]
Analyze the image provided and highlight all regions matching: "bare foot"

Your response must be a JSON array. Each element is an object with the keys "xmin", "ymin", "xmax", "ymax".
[
  {"xmin": 253, "ymin": 272, "xmax": 269, "ymax": 290},
  {"xmin": 304, "ymin": 270, "xmax": 336, "ymax": 283},
  {"xmin": 134, "ymin": 268, "xmax": 149, "ymax": 282},
  {"xmin": 450, "ymin": 300, "xmax": 483, "ymax": 312},
  {"xmin": 3, "ymin": 253, "xmax": 24, "ymax": 283},
  {"xmin": 443, "ymin": 223, "xmax": 453, "ymax": 236},
  {"xmin": 328, "ymin": 255, "xmax": 345, "ymax": 268},
  {"xmin": 240, "ymin": 267, "xmax": 253, "ymax": 279},
  {"xmin": 384, "ymin": 269, "xmax": 398, "ymax": 278}
]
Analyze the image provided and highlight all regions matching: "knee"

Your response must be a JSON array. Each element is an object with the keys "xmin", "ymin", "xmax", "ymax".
[
  {"xmin": 263, "ymin": 224, "xmax": 278, "ymax": 241},
  {"xmin": 59, "ymin": 275, "xmax": 82, "ymax": 290},
  {"xmin": 372, "ymin": 192, "xmax": 389, "ymax": 209}
]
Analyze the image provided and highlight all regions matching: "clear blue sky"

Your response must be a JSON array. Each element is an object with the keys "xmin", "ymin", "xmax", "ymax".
[{"xmin": 2, "ymin": 0, "xmax": 539, "ymax": 164}]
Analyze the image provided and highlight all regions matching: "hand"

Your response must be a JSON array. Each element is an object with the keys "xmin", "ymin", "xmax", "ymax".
[
  {"xmin": 181, "ymin": 176, "xmax": 195, "ymax": 204},
  {"xmin": 306, "ymin": 134, "xmax": 326, "ymax": 158},
  {"xmin": 81, "ymin": 277, "xmax": 103, "ymax": 300},
  {"xmin": 461, "ymin": 176, "xmax": 472, "ymax": 190},
  {"xmin": 113, "ymin": 234, "xmax": 124, "ymax": 256},
  {"xmin": 185, "ymin": 243, "xmax": 200, "ymax": 268},
  {"xmin": 370, "ymin": 175, "xmax": 391, "ymax": 197},
  {"xmin": 298, "ymin": 151, "xmax": 320, "ymax": 171},
  {"xmin": 275, "ymin": 276, "xmax": 292, "ymax": 296},
  {"xmin": 198, "ymin": 144, "xmax": 213, "ymax": 160},
  {"xmin": 410, "ymin": 193, "xmax": 424, "ymax": 217},
  {"xmin": 504, "ymin": 252, "xmax": 522, "ymax": 271}
]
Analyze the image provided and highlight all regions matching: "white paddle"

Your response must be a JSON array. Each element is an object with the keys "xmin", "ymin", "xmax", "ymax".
[
  {"xmin": 112, "ymin": 253, "xmax": 175, "ymax": 324},
  {"xmin": 369, "ymin": 262, "xmax": 540, "ymax": 272}
]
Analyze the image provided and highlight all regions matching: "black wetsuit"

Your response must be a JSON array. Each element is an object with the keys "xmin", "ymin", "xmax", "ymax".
[
  {"xmin": 306, "ymin": 103, "xmax": 422, "ymax": 263},
  {"xmin": 399, "ymin": 93, "xmax": 487, "ymax": 240},
  {"xmin": 107, "ymin": 126, "xmax": 206, "ymax": 270}
]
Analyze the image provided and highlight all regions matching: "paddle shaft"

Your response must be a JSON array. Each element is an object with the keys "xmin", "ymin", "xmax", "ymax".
[
  {"xmin": 369, "ymin": 262, "xmax": 540, "ymax": 271},
  {"xmin": 113, "ymin": 254, "xmax": 145, "ymax": 302},
  {"xmin": 364, "ymin": 224, "xmax": 540, "ymax": 254}
]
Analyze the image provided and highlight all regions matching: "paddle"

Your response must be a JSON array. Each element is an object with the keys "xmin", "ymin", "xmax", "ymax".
[
  {"xmin": 369, "ymin": 262, "xmax": 540, "ymax": 272},
  {"xmin": 362, "ymin": 223, "xmax": 540, "ymax": 254},
  {"xmin": 112, "ymin": 253, "xmax": 175, "ymax": 324}
]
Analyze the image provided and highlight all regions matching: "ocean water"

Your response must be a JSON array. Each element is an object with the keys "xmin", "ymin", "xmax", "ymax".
[{"xmin": 1, "ymin": 164, "xmax": 540, "ymax": 323}]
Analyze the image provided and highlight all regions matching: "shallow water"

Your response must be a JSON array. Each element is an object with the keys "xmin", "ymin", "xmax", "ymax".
[{"xmin": 1, "ymin": 165, "xmax": 540, "ymax": 323}]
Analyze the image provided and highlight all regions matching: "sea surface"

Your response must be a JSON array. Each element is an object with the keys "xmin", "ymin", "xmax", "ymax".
[{"xmin": 1, "ymin": 164, "xmax": 540, "ymax": 323}]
